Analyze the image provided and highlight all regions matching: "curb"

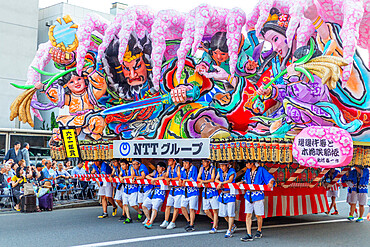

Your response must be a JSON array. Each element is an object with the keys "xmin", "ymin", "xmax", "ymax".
[
  {"xmin": 53, "ymin": 200, "xmax": 100, "ymax": 210},
  {"xmin": 0, "ymin": 200, "xmax": 100, "ymax": 214}
]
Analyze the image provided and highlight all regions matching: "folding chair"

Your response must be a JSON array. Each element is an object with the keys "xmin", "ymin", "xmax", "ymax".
[
  {"xmin": 55, "ymin": 184, "xmax": 70, "ymax": 201},
  {"xmin": 69, "ymin": 179, "xmax": 85, "ymax": 200},
  {"xmin": 0, "ymin": 188, "xmax": 14, "ymax": 210}
]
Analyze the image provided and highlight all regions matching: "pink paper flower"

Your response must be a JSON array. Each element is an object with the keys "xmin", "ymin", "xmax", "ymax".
[
  {"xmin": 307, "ymin": 157, "xmax": 317, "ymax": 167},
  {"xmin": 340, "ymin": 136, "xmax": 351, "ymax": 147},
  {"xmin": 332, "ymin": 134, "xmax": 341, "ymax": 142},
  {"xmin": 308, "ymin": 127, "xmax": 316, "ymax": 137},
  {"xmin": 340, "ymin": 146, "xmax": 351, "ymax": 155},
  {"xmin": 315, "ymin": 128, "xmax": 326, "ymax": 138}
]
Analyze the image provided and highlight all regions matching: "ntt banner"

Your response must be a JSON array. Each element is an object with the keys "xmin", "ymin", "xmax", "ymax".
[{"xmin": 113, "ymin": 139, "xmax": 210, "ymax": 159}]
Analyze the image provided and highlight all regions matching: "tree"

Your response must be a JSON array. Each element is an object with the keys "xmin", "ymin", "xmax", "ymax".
[{"xmin": 51, "ymin": 112, "xmax": 58, "ymax": 129}]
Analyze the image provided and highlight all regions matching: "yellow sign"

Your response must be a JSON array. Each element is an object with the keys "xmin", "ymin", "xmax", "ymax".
[{"xmin": 61, "ymin": 128, "xmax": 79, "ymax": 158}]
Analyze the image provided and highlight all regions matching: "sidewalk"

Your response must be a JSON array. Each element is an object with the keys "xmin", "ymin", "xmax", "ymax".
[
  {"xmin": 0, "ymin": 199, "xmax": 100, "ymax": 214},
  {"xmin": 53, "ymin": 199, "xmax": 100, "ymax": 210}
]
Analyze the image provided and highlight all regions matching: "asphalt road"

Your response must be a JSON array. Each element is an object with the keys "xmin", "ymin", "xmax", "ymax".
[{"xmin": 1, "ymin": 188, "xmax": 369, "ymax": 247}]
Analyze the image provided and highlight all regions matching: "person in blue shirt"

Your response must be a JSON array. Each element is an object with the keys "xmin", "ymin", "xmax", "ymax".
[
  {"xmin": 70, "ymin": 161, "xmax": 88, "ymax": 199},
  {"xmin": 160, "ymin": 158, "xmax": 181, "ymax": 230},
  {"xmin": 180, "ymin": 158, "xmax": 199, "ymax": 232},
  {"xmin": 215, "ymin": 162, "xmax": 237, "ymax": 238},
  {"xmin": 92, "ymin": 160, "xmax": 117, "ymax": 219},
  {"xmin": 114, "ymin": 159, "xmax": 128, "ymax": 221},
  {"xmin": 117, "ymin": 160, "xmax": 142, "ymax": 224},
  {"xmin": 142, "ymin": 162, "xmax": 167, "ymax": 229},
  {"xmin": 54, "ymin": 162, "xmax": 73, "ymax": 199},
  {"xmin": 197, "ymin": 159, "xmax": 219, "ymax": 234},
  {"xmin": 110, "ymin": 159, "xmax": 121, "ymax": 217},
  {"xmin": 323, "ymin": 168, "xmax": 340, "ymax": 215},
  {"xmin": 341, "ymin": 169, "xmax": 358, "ymax": 218},
  {"xmin": 42, "ymin": 161, "xmax": 54, "ymax": 182},
  {"xmin": 71, "ymin": 162, "xmax": 86, "ymax": 176},
  {"xmin": 131, "ymin": 158, "xmax": 150, "ymax": 221},
  {"xmin": 346, "ymin": 166, "xmax": 369, "ymax": 222},
  {"xmin": 238, "ymin": 162, "xmax": 275, "ymax": 242}
]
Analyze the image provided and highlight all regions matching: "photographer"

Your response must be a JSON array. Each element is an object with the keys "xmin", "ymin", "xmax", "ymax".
[{"xmin": 26, "ymin": 165, "xmax": 40, "ymax": 183}]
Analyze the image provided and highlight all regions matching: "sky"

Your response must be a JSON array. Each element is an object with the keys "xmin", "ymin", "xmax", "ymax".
[{"xmin": 39, "ymin": 0, "xmax": 260, "ymax": 13}]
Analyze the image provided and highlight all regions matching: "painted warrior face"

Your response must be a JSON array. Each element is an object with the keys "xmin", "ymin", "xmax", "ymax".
[
  {"xmin": 66, "ymin": 75, "xmax": 87, "ymax": 95},
  {"xmin": 122, "ymin": 57, "xmax": 148, "ymax": 86},
  {"xmin": 263, "ymin": 30, "xmax": 289, "ymax": 58},
  {"xmin": 103, "ymin": 31, "xmax": 153, "ymax": 100}
]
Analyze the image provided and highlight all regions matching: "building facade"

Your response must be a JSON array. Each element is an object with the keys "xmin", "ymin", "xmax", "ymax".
[{"xmin": 0, "ymin": 1, "xmax": 125, "ymax": 153}]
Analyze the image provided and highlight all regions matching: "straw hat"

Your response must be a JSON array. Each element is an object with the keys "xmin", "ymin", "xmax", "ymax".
[{"xmin": 42, "ymin": 181, "xmax": 53, "ymax": 189}]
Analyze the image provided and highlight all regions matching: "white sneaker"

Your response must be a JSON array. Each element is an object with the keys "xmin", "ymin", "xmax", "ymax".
[
  {"xmin": 166, "ymin": 222, "xmax": 176, "ymax": 229},
  {"xmin": 160, "ymin": 220, "xmax": 169, "ymax": 228}
]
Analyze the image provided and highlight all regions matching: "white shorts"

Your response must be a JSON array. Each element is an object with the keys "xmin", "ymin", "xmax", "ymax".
[
  {"xmin": 167, "ymin": 194, "xmax": 182, "ymax": 209},
  {"xmin": 98, "ymin": 186, "xmax": 113, "ymax": 198},
  {"xmin": 114, "ymin": 187, "xmax": 124, "ymax": 201},
  {"xmin": 143, "ymin": 197, "xmax": 164, "ymax": 211},
  {"xmin": 327, "ymin": 190, "xmax": 340, "ymax": 198},
  {"xmin": 122, "ymin": 192, "xmax": 138, "ymax": 207},
  {"xmin": 181, "ymin": 195, "xmax": 198, "ymax": 210},
  {"xmin": 218, "ymin": 201, "xmax": 235, "ymax": 217},
  {"xmin": 203, "ymin": 196, "xmax": 219, "ymax": 210},
  {"xmin": 138, "ymin": 189, "xmax": 152, "ymax": 204},
  {"xmin": 346, "ymin": 191, "xmax": 352, "ymax": 204},
  {"xmin": 102, "ymin": 181, "xmax": 112, "ymax": 187},
  {"xmin": 348, "ymin": 191, "xmax": 368, "ymax": 206},
  {"xmin": 245, "ymin": 199, "xmax": 265, "ymax": 216}
]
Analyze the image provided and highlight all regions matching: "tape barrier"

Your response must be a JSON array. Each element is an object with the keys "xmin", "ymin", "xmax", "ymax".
[{"xmin": 73, "ymin": 174, "xmax": 273, "ymax": 191}]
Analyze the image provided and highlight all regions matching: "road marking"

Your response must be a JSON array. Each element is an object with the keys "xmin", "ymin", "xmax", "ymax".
[
  {"xmin": 0, "ymin": 206, "xmax": 100, "ymax": 217},
  {"xmin": 72, "ymin": 218, "xmax": 352, "ymax": 247},
  {"xmin": 58, "ymin": 206, "xmax": 101, "ymax": 212},
  {"xmin": 0, "ymin": 212, "xmax": 19, "ymax": 217}
]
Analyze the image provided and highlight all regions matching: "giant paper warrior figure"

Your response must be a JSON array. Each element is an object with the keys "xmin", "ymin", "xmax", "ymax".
[{"xmin": 8, "ymin": 2, "xmax": 370, "ymax": 142}]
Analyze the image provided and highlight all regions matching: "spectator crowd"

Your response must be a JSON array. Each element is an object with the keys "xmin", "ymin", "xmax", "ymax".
[{"xmin": 0, "ymin": 142, "xmax": 94, "ymax": 212}]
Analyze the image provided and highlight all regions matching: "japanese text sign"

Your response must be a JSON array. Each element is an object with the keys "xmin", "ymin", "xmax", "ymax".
[
  {"xmin": 293, "ymin": 126, "xmax": 353, "ymax": 168},
  {"xmin": 113, "ymin": 139, "xmax": 210, "ymax": 159},
  {"xmin": 61, "ymin": 128, "xmax": 80, "ymax": 158}
]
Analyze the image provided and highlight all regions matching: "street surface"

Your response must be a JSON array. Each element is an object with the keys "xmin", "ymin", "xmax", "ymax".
[{"xmin": 1, "ymin": 188, "xmax": 369, "ymax": 247}]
